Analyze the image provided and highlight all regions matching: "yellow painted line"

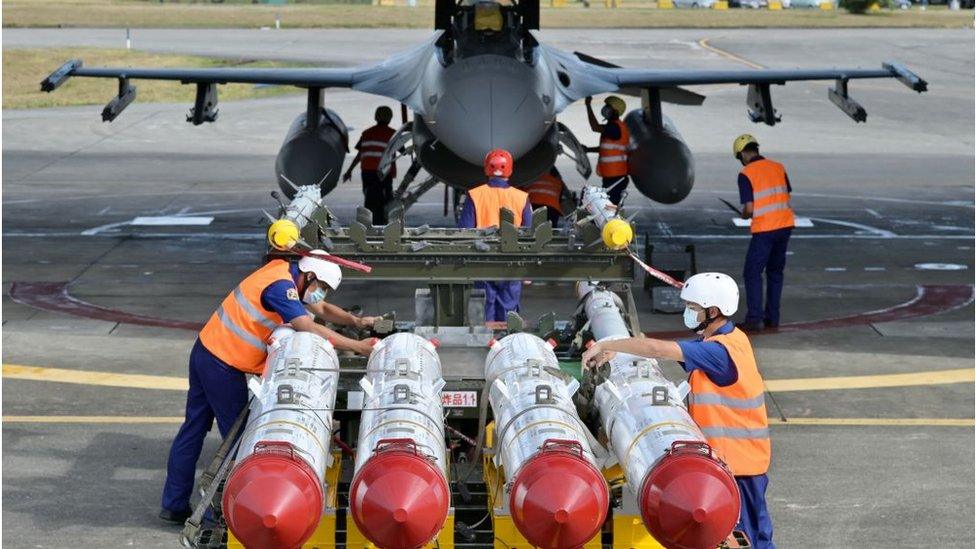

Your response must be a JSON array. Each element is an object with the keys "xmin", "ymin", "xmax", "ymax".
[
  {"xmin": 2, "ymin": 364, "xmax": 188, "ymax": 391},
  {"xmin": 769, "ymin": 417, "xmax": 974, "ymax": 427},
  {"xmin": 698, "ymin": 38, "xmax": 765, "ymax": 70},
  {"xmin": 3, "ymin": 415, "xmax": 184, "ymax": 424},
  {"xmin": 765, "ymin": 368, "xmax": 975, "ymax": 393},
  {"xmin": 3, "ymin": 415, "xmax": 970, "ymax": 427}
]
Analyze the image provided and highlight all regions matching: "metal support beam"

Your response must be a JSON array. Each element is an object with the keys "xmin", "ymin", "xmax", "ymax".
[
  {"xmin": 40, "ymin": 59, "xmax": 82, "ymax": 92},
  {"xmin": 102, "ymin": 77, "xmax": 136, "ymax": 122},
  {"xmin": 306, "ymin": 87, "xmax": 324, "ymax": 131},
  {"xmin": 187, "ymin": 82, "xmax": 219, "ymax": 125},
  {"xmin": 641, "ymin": 88, "xmax": 663, "ymax": 130}
]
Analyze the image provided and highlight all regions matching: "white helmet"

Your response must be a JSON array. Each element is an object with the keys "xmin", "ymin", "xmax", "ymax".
[
  {"xmin": 298, "ymin": 250, "xmax": 343, "ymax": 291},
  {"xmin": 679, "ymin": 272, "xmax": 739, "ymax": 316}
]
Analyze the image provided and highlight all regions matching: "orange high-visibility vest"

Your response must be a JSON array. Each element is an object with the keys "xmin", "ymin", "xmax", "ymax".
[
  {"xmin": 525, "ymin": 172, "xmax": 564, "ymax": 213},
  {"xmin": 742, "ymin": 158, "xmax": 794, "ymax": 234},
  {"xmin": 358, "ymin": 125, "xmax": 396, "ymax": 176},
  {"xmin": 596, "ymin": 120, "xmax": 630, "ymax": 178},
  {"xmin": 467, "ymin": 184, "xmax": 529, "ymax": 229},
  {"xmin": 199, "ymin": 260, "xmax": 294, "ymax": 374},
  {"xmin": 688, "ymin": 327, "xmax": 771, "ymax": 476}
]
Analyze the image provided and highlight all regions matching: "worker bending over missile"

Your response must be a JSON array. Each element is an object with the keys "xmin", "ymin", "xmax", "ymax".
[
  {"xmin": 586, "ymin": 95, "xmax": 631, "ymax": 205},
  {"xmin": 458, "ymin": 149, "xmax": 532, "ymax": 322},
  {"xmin": 525, "ymin": 166, "xmax": 567, "ymax": 227},
  {"xmin": 582, "ymin": 273, "xmax": 775, "ymax": 548},
  {"xmin": 159, "ymin": 252, "xmax": 379, "ymax": 524},
  {"xmin": 733, "ymin": 134, "xmax": 794, "ymax": 333},
  {"xmin": 343, "ymin": 106, "xmax": 397, "ymax": 225}
]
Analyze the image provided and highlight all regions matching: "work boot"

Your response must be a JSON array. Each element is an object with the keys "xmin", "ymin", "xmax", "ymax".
[
  {"xmin": 158, "ymin": 508, "xmax": 191, "ymax": 524},
  {"xmin": 739, "ymin": 322, "xmax": 764, "ymax": 334}
]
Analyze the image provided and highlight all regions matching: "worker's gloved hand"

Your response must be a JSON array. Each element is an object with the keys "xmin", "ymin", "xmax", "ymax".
[
  {"xmin": 581, "ymin": 342, "xmax": 615, "ymax": 371},
  {"xmin": 356, "ymin": 315, "xmax": 381, "ymax": 330},
  {"xmin": 342, "ymin": 171, "xmax": 353, "ymax": 183}
]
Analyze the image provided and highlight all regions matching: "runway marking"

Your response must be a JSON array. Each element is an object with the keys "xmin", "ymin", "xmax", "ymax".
[
  {"xmin": 3, "ymin": 415, "xmax": 970, "ymax": 427},
  {"xmin": 646, "ymin": 284, "xmax": 974, "ymax": 338},
  {"xmin": 697, "ymin": 38, "xmax": 766, "ymax": 70},
  {"xmin": 806, "ymin": 217, "xmax": 896, "ymax": 238},
  {"xmin": 825, "ymin": 267, "xmax": 848, "ymax": 272},
  {"xmin": 764, "ymin": 368, "xmax": 975, "ymax": 393},
  {"xmin": 3, "ymin": 363, "xmax": 972, "ymax": 394},
  {"xmin": 2, "ymin": 364, "xmax": 189, "ymax": 391},
  {"xmin": 865, "ymin": 208, "xmax": 883, "ymax": 219}
]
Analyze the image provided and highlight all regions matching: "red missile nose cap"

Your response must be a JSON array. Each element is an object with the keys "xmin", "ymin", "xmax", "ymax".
[
  {"xmin": 640, "ymin": 444, "xmax": 740, "ymax": 549},
  {"xmin": 221, "ymin": 446, "xmax": 323, "ymax": 549},
  {"xmin": 509, "ymin": 441, "xmax": 609, "ymax": 549},
  {"xmin": 350, "ymin": 444, "xmax": 450, "ymax": 549}
]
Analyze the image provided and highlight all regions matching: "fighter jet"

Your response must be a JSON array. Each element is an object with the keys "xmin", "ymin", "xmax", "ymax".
[{"xmin": 41, "ymin": 0, "xmax": 927, "ymax": 206}]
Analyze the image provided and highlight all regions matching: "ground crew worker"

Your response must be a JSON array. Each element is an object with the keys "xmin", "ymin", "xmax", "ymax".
[
  {"xmin": 159, "ymin": 252, "xmax": 379, "ymax": 524},
  {"xmin": 343, "ymin": 106, "xmax": 397, "ymax": 225},
  {"xmin": 733, "ymin": 134, "xmax": 794, "ymax": 332},
  {"xmin": 525, "ymin": 166, "xmax": 566, "ymax": 227},
  {"xmin": 582, "ymin": 272, "xmax": 775, "ymax": 548},
  {"xmin": 458, "ymin": 149, "xmax": 532, "ymax": 322},
  {"xmin": 585, "ymin": 95, "xmax": 630, "ymax": 205}
]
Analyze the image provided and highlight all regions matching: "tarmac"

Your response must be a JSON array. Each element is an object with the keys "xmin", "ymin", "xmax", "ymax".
[{"xmin": 2, "ymin": 27, "xmax": 974, "ymax": 548}]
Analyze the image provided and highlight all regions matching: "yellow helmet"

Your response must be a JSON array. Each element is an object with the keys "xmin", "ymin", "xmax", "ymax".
[
  {"xmin": 732, "ymin": 134, "xmax": 758, "ymax": 158},
  {"xmin": 268, "ymin": 219, "xmax": 300, "ymax": 251},
  {"xmin": 605, "ymin": 95, "xmax": 626, "ymax": 118}
]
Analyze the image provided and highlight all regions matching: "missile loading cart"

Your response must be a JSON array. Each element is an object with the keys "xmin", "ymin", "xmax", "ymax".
[{"xmin": 180, "ymin": 185, "xmax": 748, "ymax": 549}]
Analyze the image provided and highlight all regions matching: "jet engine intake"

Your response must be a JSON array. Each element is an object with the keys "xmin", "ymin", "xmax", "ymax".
[
  {"xmin": 275, "ymin": 108, "xmax": 348, "ymax": 198},
  {"xmin": 624, "ymin": 109, "xmax": 695, "ymax": 205}
]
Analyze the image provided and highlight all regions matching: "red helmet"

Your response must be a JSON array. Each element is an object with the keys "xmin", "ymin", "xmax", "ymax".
[{"xmin": 484, "ymin": 149, "xmax": 513, "ymax": 178}]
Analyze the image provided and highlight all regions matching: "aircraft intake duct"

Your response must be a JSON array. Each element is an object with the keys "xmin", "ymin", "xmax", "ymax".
[
  {"xmin": 576, "ymin": 283, "xmax": 741, "ymax": 549},
  {"xmin": 350, "ymin": 333, "xmax": 450, "ymax": 549},
  {"xmin": 580, "ymin": 185, "xmax": 635, "ymax": 250},
  {"xmin": 222, "ymin": 327, "xmax": 340, "ymax": 549},
  {"xmin": 275, "ymin": 108, "xmax": 348, "ymax": 198},
  {"xmin": 486, "ymin": 333, "xmax": 609, "ymax": 549},
  {"xmin": 624, "ymin": 109, "xmax": 695, "ymax": 205}
]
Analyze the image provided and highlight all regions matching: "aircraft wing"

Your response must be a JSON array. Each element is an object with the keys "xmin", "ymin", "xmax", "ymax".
[
  {"xmin": 551, "ymin": 44, "xmax": 927, "ymax": 125},
  {"xmin": 39, "ymin": 34, "xmax": 439, "ymax": 124}
]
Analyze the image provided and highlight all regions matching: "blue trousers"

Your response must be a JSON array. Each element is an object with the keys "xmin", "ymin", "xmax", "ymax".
[
  {"xmin": 736, "ymin": 474, "xmax": 775, "ymax": 549},
  {"xmin": 743, "ymin": 228, "xmax": 792, "ymax": 326},
  {"xmin": 476, "ymin": 281, "xmax": 522, "ymax": 322},
  {"xmin": 160, "ymin": 339, "xmax": 248, "ymax": 513},
  {"xmin": 602, "ymin": 176, "xmax": 629, "ymax": 206}
]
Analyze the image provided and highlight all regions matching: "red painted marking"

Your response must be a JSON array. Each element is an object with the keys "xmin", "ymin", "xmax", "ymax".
[
  {"xmin": 9, "ymin": 281, "xmax": 203, "ymax": 331},
  {"xmin": 645, "ymin": 285, "xmax": 974, "ymax": 339},
  {"xmin": 8, "ymin": 282, "xmax": 972, "ymax": 338}
]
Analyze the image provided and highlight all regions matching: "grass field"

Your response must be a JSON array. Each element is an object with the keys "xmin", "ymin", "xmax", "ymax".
[
  {"xmin": 2, "ymin": 0, "xmax": 972, "ymax": 28},
  {"xmin": 3, "ymin": 48, "xmax": 309, "ymax": 109}
]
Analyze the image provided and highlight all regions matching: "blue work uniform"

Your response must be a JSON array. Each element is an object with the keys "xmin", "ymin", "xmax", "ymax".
[
  {"xmin": 739, "ymin": 157, "xmax": 793, "ymax": 327},
  {"xmin": 678, "ymin": 321, "xmax": 776, "ymax": 548},
  {"xmin": 160, "ymin": 264, "xmax": 308, "ymax": 515},
  {"xmin": 458, "ymin": 177, "xmax": 533, "ymax": 322}
]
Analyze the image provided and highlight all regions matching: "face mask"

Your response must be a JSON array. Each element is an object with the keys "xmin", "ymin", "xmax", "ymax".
[
  {"xmin": 303, "ymin": 285, "xmax": 328, "ymax": 304},
  {"xmin": 683, "ymin": 307, "xmax": 702, "ymax": 331}
]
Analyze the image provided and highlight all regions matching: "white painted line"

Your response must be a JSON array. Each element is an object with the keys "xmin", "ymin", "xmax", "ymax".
[
  {"xmin": 806, "ymin": 217, "xmax": 896, "ymax": 238},
  {"xmin": 131, "ymin": 216, "xmax": 214, "ymax": 226},
  {"xmin": 825, "ymin": 267, "xmax": 848, "ymax": 272},
  {"xmin": 914, "ymin": 263, "xmax": 969, "ymax": 271},
  {"xmin": 864, "ymin": 267, "xmax": 887, "ymax": 272},
  {"xmin": 865, "ymin": 208, "xmax": 883, "ymax": 219}
]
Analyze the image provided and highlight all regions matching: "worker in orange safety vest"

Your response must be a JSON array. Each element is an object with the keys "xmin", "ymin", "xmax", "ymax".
[
  {"xmin": 582, "ymin": 272, "xmax": 775, "ymax": 549},
  {"xmin": 343, "ymin": 106, "xmax": 398, "ymax": 225},
  {"xmin": 525, "ymin": 166, "xmax": 567, "ymax": 227},
  {"xmin": 733, "ymin": 134, "xmax": 795, "ymax": 333},
  {"xmin": 458, "ymin": 149, "xmax": 533, "ymax": 321},
  {"xmin": 160, "ymin": 252, "xmax": 379, "ymax": 524},
  {"xmin": 585, "ymin": 95, "xmax": 631, "ymax": 206}
]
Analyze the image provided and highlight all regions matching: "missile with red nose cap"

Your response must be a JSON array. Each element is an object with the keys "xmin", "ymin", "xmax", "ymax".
[
  {"xmin": 349, "ymin": 333, "xmax": 450, "ymax": 549},
  {"xmin": 221, "ymin": 327, "xmax": 340, "ymax": 549},
  {"xmin": 486, "ymin": 333, "xmax": 610, "ymax": 549},
  {"xmin": 578, "ymin": 283, "xmax": 741, "ymax": 549}
]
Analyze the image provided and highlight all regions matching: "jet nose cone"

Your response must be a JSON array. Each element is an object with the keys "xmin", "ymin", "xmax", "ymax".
[{"xmin": 430, "ymin": 55, "xmax": 550, "ymax": 165}]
